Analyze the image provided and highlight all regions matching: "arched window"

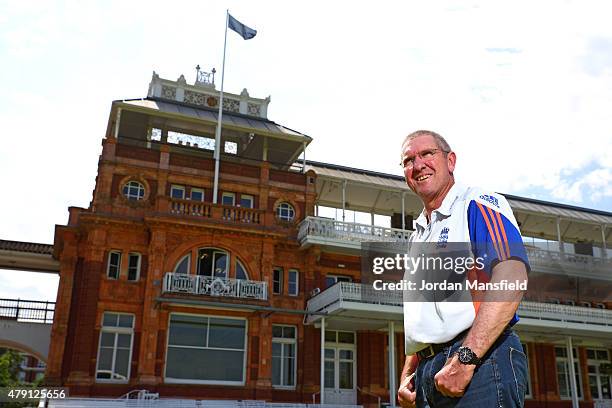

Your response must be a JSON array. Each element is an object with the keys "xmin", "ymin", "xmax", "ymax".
[
  {"xmin": 172, "ymin": 248, "xmax": 251, "ymax": 280},
  {"xmin": 236, "ymin": 260, "xmax": 249, "ymax": 280},
  {"xmin": 122, "ymin": 181, "xmax": 145, "ymax": 201},
  {"xmin": 276, "ymin": 202, "xmax": 295, "ymax": 222},
  {"xmin": 174, "ymin": 254, "xmax": 190, "ymax": 274}
]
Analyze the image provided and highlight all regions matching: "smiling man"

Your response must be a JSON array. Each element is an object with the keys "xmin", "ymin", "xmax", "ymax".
[{"xmin": 397, "ymin": 130, "xmax": 530, "ymax": 408}]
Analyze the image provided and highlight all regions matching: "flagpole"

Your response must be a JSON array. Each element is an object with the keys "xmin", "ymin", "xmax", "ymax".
[{"xmin": 212, "ymin": 9, "xmax": 229, "ymax": 204}]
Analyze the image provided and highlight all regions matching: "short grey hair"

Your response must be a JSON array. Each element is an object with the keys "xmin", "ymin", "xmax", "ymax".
[{"xmin": 402, "ymin": 130, "xmax": 452, "ymax": 153}]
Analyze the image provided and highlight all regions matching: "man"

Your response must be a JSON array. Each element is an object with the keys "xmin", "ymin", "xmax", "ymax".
[{"xmin": 397, "ymin": 130, "xmax": 529, "ymax": 407}]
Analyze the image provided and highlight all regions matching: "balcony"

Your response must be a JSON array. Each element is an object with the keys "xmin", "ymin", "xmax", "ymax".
[
  {"xmin": 525, "ymin": 246, "xmax": 612, "ymax": 280},
  {"xmin": 162, "ymin": 273, "xmax": 268, "ymax": 301},
  {"xmin": 298, "ymin": 216, "xmax": 411, "ymax": 250},
  {"xmin": 305, "ymin": 282, "xmax": 612, "ymax": 334},
  {"xmin": 169, "ymin": 198, "xmax": 264, "ymax": 224}
]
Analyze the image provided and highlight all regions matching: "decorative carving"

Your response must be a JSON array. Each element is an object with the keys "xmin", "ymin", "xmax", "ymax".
[
  {"xmin": 206, "ymin": 96, "xmax": 218, "ymax": 107},
  {"xmin": 161, "ymin": 86, "xmax": 176, "ymax": 99},
  {"xmin": 247, "ymin": 103, "xmax": 261, "ymax": 116},
  {"xmin": 184, "ymin": 90, "xmax": 206, "ymax": 106},
  {"xmin": 223, "ymin": 98, "xmax": 240, "ymax": 112}
]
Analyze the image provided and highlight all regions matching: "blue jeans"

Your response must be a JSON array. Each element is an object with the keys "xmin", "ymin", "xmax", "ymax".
[{"xmin": 415, "ymin": 328, "xmax": 528, "ymax": 408}]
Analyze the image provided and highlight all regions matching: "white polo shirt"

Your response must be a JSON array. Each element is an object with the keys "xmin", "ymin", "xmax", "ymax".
[{"xmin": 403, "ymin": 183, "xmax": 528, "ymax": 354}]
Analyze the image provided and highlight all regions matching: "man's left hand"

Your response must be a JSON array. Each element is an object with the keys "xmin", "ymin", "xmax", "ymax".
[{"xmin": 434, "ymin": 354, "xmax": 476, "ymax": 397}]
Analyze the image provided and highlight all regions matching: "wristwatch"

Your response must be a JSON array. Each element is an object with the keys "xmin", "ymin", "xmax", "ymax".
[{"xmin": 456, "ymin": 346, "xmax": 481, "ymax": 365}]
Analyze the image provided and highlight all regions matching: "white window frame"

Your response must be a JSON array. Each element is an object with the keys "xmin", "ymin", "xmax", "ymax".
[
  {"xmin": 273, "ymin": 268, "xmax": 283, "ymax": 295},
  {"xmin": 164, "ymin": 313, "xmax": 248, "ymax": 385},
  {"xmin": 190, "ymin": 188, "xmax": 204, "ymax": 202},
  {"xmin": 236, "ymin": 259, "xmax": 250, "ymax": 280},
  {"xmin": 325, "ymin": 275, "xmax": 352, "ymax": 288},
  {"xmin": 222, "ymin": 192, "xmax": 236, "ymax": 206},
  {"xmin": 95, "ymin": 312, "xmax": 134, "ymax": 383},
  {"xmin": 239, "ymin": 194, "xmax": 254, "ymax": 208},
  {"xmin": 197, "ymin": 248, "xmax": 229, "ymax": 278},
  {"xmin": 277, "ymin": 202, "xmax": 295, "ymax": 221},
  {"xmin": 288, "ymin": 269, "xmax": 299, "ymax": 296},
  {"xmin": 170, "ymin": 184, "xmax": 185, "ymax": 200},
  {"xmin": 123, "ymin": 181, "xmax": 145, "ymax": 201},
  {"xmin": 556, "ymin": 346, "xmax": 583, "ymax": 400},
  {"xmin": 127, "ymin": 252, "xmax": 141, "ymax": 282},
  {"xmin": 587, "ymin": 348, "xmax": 611, "ymax": 400},
  {"xmin": 107, "ymin": 251, "xmax": 122, "ymax": 280},
  {"xmin": 272, "ymin": 325, "xmax": 297, "ymax": 389}
]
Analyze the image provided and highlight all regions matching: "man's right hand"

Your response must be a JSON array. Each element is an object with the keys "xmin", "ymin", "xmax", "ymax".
[{"xmin": 398, "ymin": 373, "xmax": 416, "ymax": 408}]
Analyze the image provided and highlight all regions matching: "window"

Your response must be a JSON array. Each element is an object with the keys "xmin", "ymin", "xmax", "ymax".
[
  {"xmin": 127, "ymin": 253, "xmax": 141, "ymax": 281},
  {"xmin": 197, "ymin": 248, "xmax": 228, "ymax": 278},
  {"xmin": 521, "ymin": 343, "xmax": 532, "ymax": 398},
  {"xmin": 96, "ymin": 312, "xmax": 134, "ymax": 382},
  {"xmin": 239, "ymin": 195, "xmax": 254, "ymax": 208},
  {"xmin": 171, "ymin": 185, "xmax": 185, "ymax": 200},
  {"xmin": 122, "ymin": 181, "xmax": 145, "ymax": 201},
  {"xmin": 174, "ymin": 254, "xmax": 190, "ymax": 274},
  {"xmin": 587, "ymin": 348, "xmax": 611, "ymax": 400},
  {"xmin": 272, "ymin": 325, "xmax": 297, "ymax": 388},
  {"xmin": 288, "ymin": 269, "xmax": 299, "ymax": 296},
  {"xmin": 107, "ymin": 251, "xmax": 121, "ymax": 279},
  {"xmin": 276, "ymin": 202, "xmax": 295, "ymax": 221},
  {"xmin": 325, "ymin": 275, "xmax": 352, "ymax": 289},
  {"xmin": 273, "ymin": 268, "xmax": 283, "ymax": 294},
  {"xmin": 236, "ymin": 260, "xmax": 249, "ymax": 280},
  {"xmin": 222, "ymin": 192, "xmax": 235, "ymax": 206},
  {"xmin": 165, "ymin": 314, "xmax": 246, "ymax": 384},
  {"xmin": 556, "ymin": 346, "xmax": 583, "ymax": 399},
  {"xmin": 190, "ymin": 188, "xmax": 204, "ymax": 202}
]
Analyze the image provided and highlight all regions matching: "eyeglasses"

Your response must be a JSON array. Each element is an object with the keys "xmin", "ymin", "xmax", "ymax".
[{"xmin": 400, "ymin": 148, "xmax": 448, "ymax": 169}]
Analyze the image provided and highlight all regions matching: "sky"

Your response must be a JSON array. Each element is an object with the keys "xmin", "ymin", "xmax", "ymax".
[{"xmin": 0, "ymin": 0, "xmax": 611, "ymax": 301}]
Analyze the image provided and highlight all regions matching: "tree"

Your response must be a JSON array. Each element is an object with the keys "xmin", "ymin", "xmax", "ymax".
[{"xmin": 0, "ymin": 349, "xmax": 21, "ymax": 387}]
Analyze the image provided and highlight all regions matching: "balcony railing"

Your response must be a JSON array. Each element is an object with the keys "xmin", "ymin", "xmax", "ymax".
[
  {"xmin": 0, "ymin": 298, "xmax": 55, "ymax": 324},
  {"xmin": 169, "ymin": 198, "xmax": 264, "ymax": 224},
  {"xmin": 298, "ymin": 216, "xmax": 411, "ymax": 245},
  {"xmin": 525, "ymin": 246, "xmax": 611, "ymax": 279},
  {"xmin": 307, "ymin": 282, "xmax": 403, "ymax": 314},
  {"xmin": 162, "ymin": 273, "xmax": 267, "ymax": 301},
  {"xmin": 306, "ymin": 283, "xmax": 612, "ymax": 329}
]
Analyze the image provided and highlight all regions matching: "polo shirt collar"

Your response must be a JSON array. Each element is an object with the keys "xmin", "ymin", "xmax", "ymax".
[{"xmin": 414, "ymin": 183, "xmax": 462, "ymax": 230}]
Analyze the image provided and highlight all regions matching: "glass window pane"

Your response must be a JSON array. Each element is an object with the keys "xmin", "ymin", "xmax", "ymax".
[
  {"xmin": 272, "ymin": 342, "xmax": 282, "ymax": 358},
  {"xmin": 168, "ymin": 315, "xmax": 207, "ymax": 347},
  {"xmin": 175, "ymin": 255, "xmax": 190, "ymax": 274},
  {"xmin": 191, "ymin": 190, "xmax": 204, "ymax": 201},
  {"xmin": 324, "ymin": 361, "xmax": 334, "ymax": 388},
  {"xmin": 208, "ymin": 318, "xmax": 245, "ymax": 350},
  {"xmin": 587, "ymin": 349, "xmax": 596, "ymax": 359},
  {"xmin": 284, "ymin": 356, "xmax": 295, "ymax": 386},
  {"xmin": 117, "ymin": 333, "xmax": 131, "ymax": 348},
  {"xmin": 97, "ymin": 347, "xmax": 113, "ymax": 371},
  {"xmin": 100, "ymin": 332, "xmax": 115, "ymax": 348},
  {"xmin": 589, "ymin": 375, "xmax": 599, "ymax": 399},
  {"xmin": 325, "ymin": 348, "xmax": 335, "ymax": 359},
  {"xmin": 128, "ymin": 254, "xmax": 139, "ymax": 268},
  {"xmin": 557, "ymin": 361, "xmax": 568, "ymax": 398},
  {"xmin": 284, "ymin": 343, "xmax": 295, "ymax": 358},
  {"xmin": 597, "ymin": 350, "xmax": 609, "ymax": 360},
  {"xmin": 283, "ymin": 326, "xmax": 296, "ymax": 339},
  {"xmin": 171, "ymin": 186, "xmax": 184, "ymax": 199},
  {"xmin": 339, "ymin": 350, "xmax": 353, "ymax": 360},
  {"xmin": 103, "ymin": 313, "xmax": 118, "ymax": 327},
  {"xmin": 236, "ymin": 261, "xmax": 248, "ymax": 280},
  {"xmin": 272, "ymin": 356, "xmax": 281, "ymax": 385},
  {"xmin": 166, "ymin": 348, "xmax": 244, "ymax": 382},
  {"xmin": 214, "ymin": 252, "xmax": 227, "ymax": 278},
  {"xmin": 325, "ymin": 277, "xmax": 335, "ymax": 288},
  {"xmin": 114, "ymin": 349, "xmax": 130, "ymax": 379},
  {"xmin": 338, "ymin": 332, "xmax": 355, "ymax": 344},
  {"xmin": 118, "ymin": 315, "xmax": 134, "ymax": 328},
  {"xmin": 240, "ymin": 197, "xmax": 253, "ymax": 208},
  {"xmin": 325, "ymin": 331, "xmax": 336, "ymax": 343},
  {"xmin": 272, "ymin": 326, "xmax": 283, "ymax": 338},
  {"xmin": 339, "ymin": 361, "xmax": 353, "ymax": 389},
  {"xmin": 198, "ymin": 249, "xmax": 214, "ymax": 276}
]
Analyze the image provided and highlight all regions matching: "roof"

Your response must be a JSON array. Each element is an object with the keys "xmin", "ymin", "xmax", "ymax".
[
  {"xmin": 0, "ymin": 239, "xmax": 54, "ymax": 255},
  {"xmin": 116, "ymin": 97, "xmax": 311, "ymax": 142},
  {"xmin": 303, "ymin": 160, "xmax": 612, "ymax": 224}
]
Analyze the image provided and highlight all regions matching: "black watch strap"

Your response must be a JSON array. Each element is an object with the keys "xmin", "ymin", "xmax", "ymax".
[{"xmin": 456, "ymin": 346, "xmax": 481, "ymax": 365}]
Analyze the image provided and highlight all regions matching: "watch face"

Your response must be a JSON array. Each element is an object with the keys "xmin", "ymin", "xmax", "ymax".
[{"xmin": 458, "ymin": 347, "xmax": 474, "ymax": 363}]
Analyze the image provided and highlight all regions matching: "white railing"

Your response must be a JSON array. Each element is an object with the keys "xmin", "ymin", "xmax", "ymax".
[
  {"xmin": 518, "ymin": 301, "xmax": 612, "ymax": 327},
  {"xmin": 49, "ymin": 400, "xmax": 360, "ymax": 408},
  {"xmin": 525, "ymin": 246, "xmax": 611, "ymax": 278},
  {"xmin": 595, "ymin": 400, "xmax": 612, "ymax": 408},
  {"xmin": 306, "ymin": 283, "xmax": 612, "ymax": 329},
  {"xmin": 298, "ymin": 216, "xmax": 411, "ymax": 245},
  {"xmin": 162, "ymin": 273, "xmax": 267, "ymax": 301},
  {"xmin": 307, "ymin": 282, "xmax": 403, "ymax": 313}
]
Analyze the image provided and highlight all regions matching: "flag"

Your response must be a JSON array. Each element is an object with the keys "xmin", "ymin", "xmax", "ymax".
[{"xmin": 228, "ymin": 14, "xmax": 257, "ymax": 40}]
